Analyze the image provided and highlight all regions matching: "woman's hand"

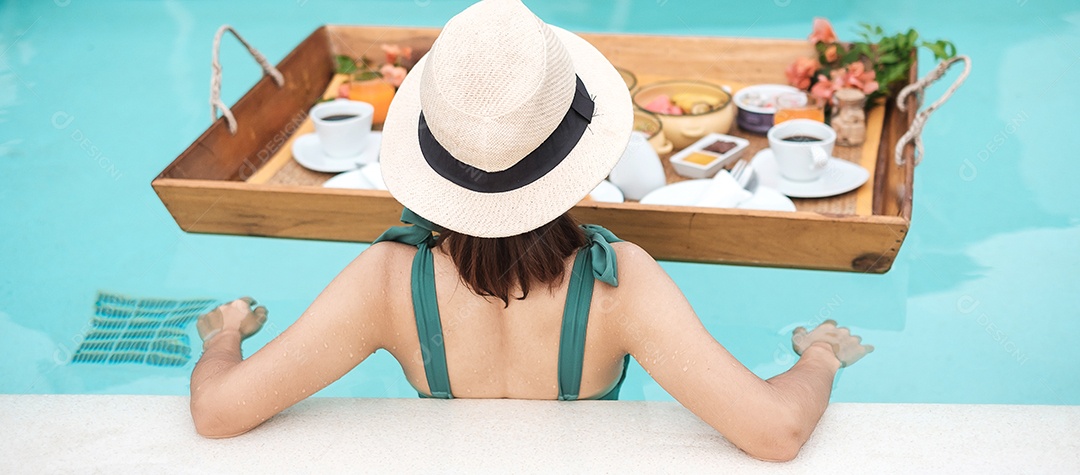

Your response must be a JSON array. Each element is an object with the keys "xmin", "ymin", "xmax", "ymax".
[
  {"xmin": 196, "ymin": 297, "xmax": 268, "ymax": 343},
  {"xmin": 792, "ymin": 319, "xmax": 873, "ymax": 367}
]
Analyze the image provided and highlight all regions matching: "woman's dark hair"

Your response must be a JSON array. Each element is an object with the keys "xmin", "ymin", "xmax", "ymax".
[{"xmin": 435, "ymin": 213, "xmax": 587, "ymax": 307}]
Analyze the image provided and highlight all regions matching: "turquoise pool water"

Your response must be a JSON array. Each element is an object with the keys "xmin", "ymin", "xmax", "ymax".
[{"xmin": 1, "ymin": 0, "xmax": 1077, "ymax": 404}]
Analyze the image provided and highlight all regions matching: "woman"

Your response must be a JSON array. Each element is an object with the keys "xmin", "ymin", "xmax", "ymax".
[{"xmin": 190, "ymin": 0, "xmax": 872, "ymax": 462}]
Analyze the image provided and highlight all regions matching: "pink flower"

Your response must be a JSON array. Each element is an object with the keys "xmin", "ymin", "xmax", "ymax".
[
  {"xmin": 823, "ymin": 44, "xmax": 839, "ymax": 63},
  {"xmin": 839, "ymin": 62, "xmax": 879, "ymax": 95},
  {"xmin": 380, "ymin": 64, "xmax": 408, "ymax": 88},
  {"xmin": 809, "ymin": 17, "xmax": 838, "ymax": 44},
  {"xmin": 785, "ymin": 57, "xmax": 821, "ymax": 90},
  {"xmin": 381, "ymin": 44, "xmax": 413, "ymax": 66},
  {"xmin": 810, "ymin": 74, "xmax": 835, "ymax": 101},
  {"xmin": 809, "ymin": 63, "xmax": 881, "ymax": 102},
  {"xmin": 337, "ymin": 83, "xmax": 351, "ymax": 98}
]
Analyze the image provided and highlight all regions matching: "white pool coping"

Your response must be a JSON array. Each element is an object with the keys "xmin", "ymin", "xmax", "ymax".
[{"xmin": 1, "ymin": 395, "xmax": 1077, "ymax": 473}]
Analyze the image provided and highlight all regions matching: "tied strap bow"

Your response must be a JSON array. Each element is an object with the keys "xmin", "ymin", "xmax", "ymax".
[
  {"xmin": 373, "ymin": 208, "xmax": 441, "ymax": 248},
  {"xmin": 579, "ymin": 224, "xmax": 622, "ymax": 287}
]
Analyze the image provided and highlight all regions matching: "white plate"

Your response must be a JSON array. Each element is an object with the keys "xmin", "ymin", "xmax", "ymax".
[
  {"xmin": 292, "ymin": 131, "xmax": 382, "ymax": 173},
  {"xmin": 639, "ymin": 179, "xmax": 796, "ymax": 212},
  {"xmin": 750, "ymin": 149, "xmax": 870, "ymax": 199},
  {"xmin": 588, "ymin": 180, "xmax": 624, "ymax": 203},
  {"xmin": 322, "ymin": 169, "xmax": 374, "ymax": 189},
  {"xmin": 323, "ymin": 163, "xmax": 387, "ymax": 190}
]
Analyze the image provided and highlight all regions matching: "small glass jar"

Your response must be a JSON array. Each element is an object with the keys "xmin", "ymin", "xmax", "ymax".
[
  {"xmin": 774, "ymin": 91, "xmax": 826, "ymax": 124},
  {"xmin": 831, "ymin": 88, "xmax": 867, "ymax": 146}
]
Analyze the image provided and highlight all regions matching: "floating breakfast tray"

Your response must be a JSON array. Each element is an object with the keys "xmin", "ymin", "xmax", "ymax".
[{"xmin": 153, "ymin": 26, "xmax": 920, "ymax": 273}]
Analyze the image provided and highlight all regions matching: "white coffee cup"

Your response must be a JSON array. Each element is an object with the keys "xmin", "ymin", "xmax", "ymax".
[
  {"xmin": 609, "ymin": 131, "xmax": 667, "ymax": 201},
  {"xmin": 767, "ymin": 119, "xmax": 835, "ymax": 182},
  {"xmin": 310, "ymin": 100, "xmax": 374, "ymax": 158}
]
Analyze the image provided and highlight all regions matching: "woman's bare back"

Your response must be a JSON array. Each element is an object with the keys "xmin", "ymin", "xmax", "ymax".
[{"xmin": 377, "ymin": 240, "xmax": 628, "ymax": 400}]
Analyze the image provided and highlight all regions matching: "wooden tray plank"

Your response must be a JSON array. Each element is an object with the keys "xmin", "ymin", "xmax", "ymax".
[
  {"xmin": 854, "ymin": 101, "xmax": 885, "ymax": 215},
  {"xmin": 155, "ymin": 178, "xmax": 907, "ymax": 272},
  {"xmin": 572, "ymin": 203, "xmax": 907, "ymax": 273}
]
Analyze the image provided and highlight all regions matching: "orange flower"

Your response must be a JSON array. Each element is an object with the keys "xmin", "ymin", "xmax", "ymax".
[
  {"xmin": 809, "ymin": 17, "xmax": 838, "ymax": 44},
  {"xmin": 785, "ymin": 56, "xmax": 821, "ymax": 90},
  {"xmin": 380, "ymin": 64, "xmax": 408, "ymax": 88},
  {"xmin": 824, "ymin": 44, "xmax": 839, "ymax": 63}
]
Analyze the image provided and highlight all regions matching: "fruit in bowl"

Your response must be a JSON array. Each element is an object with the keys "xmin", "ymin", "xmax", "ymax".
[
  {"xmin": 643, "ymin": 93, "xmax": 727, "ymax": 116},
  {"xmin": 633, "ymin": 80, "xmax": 735, "ymax": 149}
]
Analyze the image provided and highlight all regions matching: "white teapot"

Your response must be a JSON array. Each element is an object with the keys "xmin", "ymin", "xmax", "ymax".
[{"xmin": 609, "ymin": 131, "xmax": 667, "ymax": 201}]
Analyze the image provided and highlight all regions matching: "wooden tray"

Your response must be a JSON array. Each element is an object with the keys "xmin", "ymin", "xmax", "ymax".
[{"xmin": 153, "ymin": 25, "xmax": 918, "ymax": 273}]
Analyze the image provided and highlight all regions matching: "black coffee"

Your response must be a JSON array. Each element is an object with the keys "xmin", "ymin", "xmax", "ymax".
[
  {"xmin": 321, "ymin": 114, "xmax": 358, "ymax": 121},
  {"xmin": 781, "ymin": 135, "xmax": 822, "ymax": 143}
]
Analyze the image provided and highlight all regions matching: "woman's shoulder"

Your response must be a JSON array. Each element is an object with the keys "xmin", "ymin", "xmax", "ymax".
[
  {"xmin": 341, "ymin": 241, "xmax": 418, "ymax": 287},
  {"xmin": 607, "ymin": 240, "xmax": 669, "ymax": 294},
  {"xmin": 610, "ymin": 240, "xmax": 661, "ymax": 273},
  {"xmin": 609, "ymin": 240, "xmax": 651, "ymax": 262}
]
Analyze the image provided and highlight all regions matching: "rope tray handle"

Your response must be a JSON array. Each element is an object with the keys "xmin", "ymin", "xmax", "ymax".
[
  {"xmin": 894, "ymin": 55, "xmax": 972, "ymax": 166},
  {"xmin": 210, "ymin": 25, "xmax": 285, "ymax": 135}
]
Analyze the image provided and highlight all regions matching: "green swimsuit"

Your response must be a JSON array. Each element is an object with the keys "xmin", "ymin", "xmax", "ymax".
[{"xmin": 373, "ymin": 209, "xmax": 631, "ymax": 401}]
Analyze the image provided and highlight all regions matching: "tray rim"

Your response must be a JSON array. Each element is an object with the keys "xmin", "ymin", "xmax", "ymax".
[{"xmin": 152, "ymin": 24, "xmax": 918, "ymax": 273}]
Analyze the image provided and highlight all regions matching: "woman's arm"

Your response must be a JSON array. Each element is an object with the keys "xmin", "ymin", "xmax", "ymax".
[
  {"xmin": 189, "ymin": 244, "xmax": 396, "ymax": 438},
  {"xmin": 609, "ymin": 243, "xmax": 869, "ymax": 462}
]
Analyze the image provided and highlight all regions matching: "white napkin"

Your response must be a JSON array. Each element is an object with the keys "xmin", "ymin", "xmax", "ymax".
[{"xmin": 696, "ymin": 170, "xmax": 753, "ymax": 208}]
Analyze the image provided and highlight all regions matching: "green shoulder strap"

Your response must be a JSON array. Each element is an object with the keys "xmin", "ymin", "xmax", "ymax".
[
  {"xmin": 557, "ymin": 224, "xmax": 622, "ymax": 401},
  {"xmin": 373, "ymin": 209, "xmax": 453, "ymax": 399}
]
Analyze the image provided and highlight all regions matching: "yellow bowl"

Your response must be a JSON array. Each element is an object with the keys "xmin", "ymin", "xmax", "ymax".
[
  {"xmin": 633, "ymin": 110, "xmax": 673, "ymax": 155},
  {"xmin": 632, "ymin": 80, "xmax": 735, "ymax": 150}
]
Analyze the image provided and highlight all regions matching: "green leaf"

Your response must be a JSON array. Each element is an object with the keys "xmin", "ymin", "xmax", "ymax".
[
  {"xmin": 334, "ymin": 55, "xmax": 357, "ymax": 74},
  {"xmin": 922, "ymin": 42, "xmax": 947, "ymax": 60},
  {"xmin": 878, "ymin": 53, "xmax": 900, "ymax": 64},
  {"xmin": 842, "ymin": 47, "xmax": 863, "ymax": 64},
  {"xmin": 944, "ymin": 41, "xmax": 958, "ymax": 58}
]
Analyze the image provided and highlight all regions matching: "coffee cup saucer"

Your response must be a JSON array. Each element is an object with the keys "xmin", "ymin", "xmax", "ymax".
[
  {"xmin": 292, "ymin": 131, "xmax": 382, "ymax": 173},
  {"xmin": 750, "ymin": 149, "xmax": 869, "ymax": 198}
]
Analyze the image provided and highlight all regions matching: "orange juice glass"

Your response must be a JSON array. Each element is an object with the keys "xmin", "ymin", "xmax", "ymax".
[
  {"xmin": 348, "ymin": 77, "xmax": 396, "ymax": 126},
  {"xmin": 774, "ymin": 92, "xmax": 825, "ymax": 124}
]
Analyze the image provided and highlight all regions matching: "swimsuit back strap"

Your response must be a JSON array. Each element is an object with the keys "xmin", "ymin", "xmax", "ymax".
[
  {"xmin": 557, "ymin": 247, "xmax": 595, "ymax": 401},
  {"xmin": 412, "ymin": 241, "xmax": 453, "ymax": 399},
  {"xmin": 556, "ymin": 224, "xmax": 624, "ymax": 401},
  {"xmin": 374, "ymin": 208, "xmax": 453, "ymax": 399}
]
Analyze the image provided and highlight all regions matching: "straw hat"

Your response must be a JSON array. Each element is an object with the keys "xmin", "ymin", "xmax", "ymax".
[{"xmin": 380, "ymin": 0, "xmax": 633, "ymax": 238}]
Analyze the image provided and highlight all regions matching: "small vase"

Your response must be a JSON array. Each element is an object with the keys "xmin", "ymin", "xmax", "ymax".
[
  {"xmin": 831, "ymin": 88, "xmax": 867, "ymax": 147},
  {"xmin": 348, "ymin": 77, "xmax": 396, "ymax": 126}
]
